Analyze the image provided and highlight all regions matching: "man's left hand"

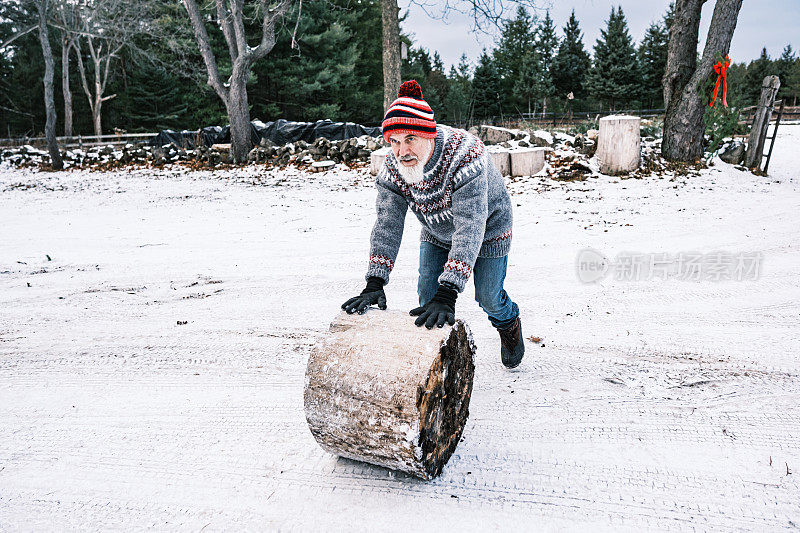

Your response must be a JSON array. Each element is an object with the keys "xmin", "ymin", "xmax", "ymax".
[{"xmin": 410, "ymin": 282, "xmax": 458, "ymax": 329}]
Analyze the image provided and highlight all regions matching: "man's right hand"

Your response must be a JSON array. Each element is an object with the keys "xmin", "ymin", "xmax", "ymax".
[{"xmin": 341, "ymin": 276, "xmax": 387, "ymax": 314}]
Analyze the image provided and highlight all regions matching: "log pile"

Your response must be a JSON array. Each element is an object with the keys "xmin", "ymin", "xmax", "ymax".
[{"xmin": 304, "ymin": 310, "xmax": 476, "ymax": 479}]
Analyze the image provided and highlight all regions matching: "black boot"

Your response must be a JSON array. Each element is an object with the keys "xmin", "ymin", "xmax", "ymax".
[{"xmin": 497, "ymin": 316, "xmax": 524, "ymax": 368}]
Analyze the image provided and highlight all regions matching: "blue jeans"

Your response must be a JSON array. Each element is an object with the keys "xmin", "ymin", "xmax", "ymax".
[{"xmin": 417, "ymin": 241, "xmax": 519, "ymax": 329}]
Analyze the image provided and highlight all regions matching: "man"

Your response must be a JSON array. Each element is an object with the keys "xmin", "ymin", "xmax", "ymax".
[{"xmin": 341, "ymin": 80, "xmax": 524, "ymax": 368}]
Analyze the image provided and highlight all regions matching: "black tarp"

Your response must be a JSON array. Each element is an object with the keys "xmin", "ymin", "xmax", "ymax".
[{"xmin": 151, "ymin": 119, "xmax": 381, "ymax": 148}]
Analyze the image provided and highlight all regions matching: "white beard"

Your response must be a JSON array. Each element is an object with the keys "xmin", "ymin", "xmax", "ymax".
[{"xmin": 396, "ymin": 140, "xmax": 433, "ymax": 184}]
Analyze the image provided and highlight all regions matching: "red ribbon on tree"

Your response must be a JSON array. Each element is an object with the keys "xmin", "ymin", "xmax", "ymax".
[{"xmin": 710, "ymin": 54, "xmax": 731, "ymax": 107}]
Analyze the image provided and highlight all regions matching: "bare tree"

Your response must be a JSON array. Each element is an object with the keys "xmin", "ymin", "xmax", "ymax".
[
  {"xmin": 56, "ymin": 2, "xmax": 80, "ymax": 137},
  {"xmin": 181, "ymin": 0, "xmax": 291, "ymax": 164},
  {"xmin": 67, "ymin": 0, "xmax": 143, "ymax": 137},
  {"xmin": 380, "ymin": 0, "xmax": 545, "ymax": 112},
  {"xmin": 36, "ymin": 0, "xmax": 63, "ymax": 169},
  {"xmin": 661, "ymin": 0, "xmax": 744, "ymax": 161}
]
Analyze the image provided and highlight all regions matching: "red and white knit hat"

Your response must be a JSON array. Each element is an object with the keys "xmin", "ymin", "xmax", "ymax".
[{"xmin": 381, "ymin": 80, "xmax": 437, "ymax": 142}]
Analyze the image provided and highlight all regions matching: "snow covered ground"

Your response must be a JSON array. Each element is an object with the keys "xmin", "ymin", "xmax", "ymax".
[{"xmin": 1, "ymin": 126, "xmax": 799, "ymax": 530}]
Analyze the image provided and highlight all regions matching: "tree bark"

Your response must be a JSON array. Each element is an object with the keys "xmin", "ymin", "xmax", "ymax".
[
  {"xmin": 304, "ymin": 311, "xmax": 476, "ymax": 480},
  {"xmin": 38, "ymin": 0, "xmax": 63, "ymax": 170},
  {"xmin": 227, "ymin": 64, "xmax": 252, "ymax": 164},
  {"xmin": 61, "ymin": 33, "xmax": 73, "ymax": 138},
  {"xmin": 381, "ymin": 0, "xmax": 401, "ymax": 112},
  {"xmin": 662, "ymin": 0, "xmax": 743, "ymax": 162}
]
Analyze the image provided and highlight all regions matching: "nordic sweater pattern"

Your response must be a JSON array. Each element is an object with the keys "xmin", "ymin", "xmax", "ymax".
[{"xmin": 366, "ymin": 124, "xmax": 514, "ymax": 292}]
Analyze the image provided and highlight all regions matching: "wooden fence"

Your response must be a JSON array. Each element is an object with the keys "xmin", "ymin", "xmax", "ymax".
[{"xmin": 0, "ymin": 132, "xmax": 156, "ymax": 149}]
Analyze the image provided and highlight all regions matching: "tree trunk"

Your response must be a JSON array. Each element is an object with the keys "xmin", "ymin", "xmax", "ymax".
[
  {"xmin": 381, "ymin": 0, "xmax": 401, "ymax": 112},
  {"xmin": 228, "ymin": 64, "xmax": 253, "ymax": 164},
  {"xmin": 662, "ymin": 0, "xmax": 704, "ymax": 110},
  {"xmin": 38, "ymin": 0, "xmax": 63, "ymax": 170},
  {"xmin": 61, "ymin": 34, "xmax": 73, "ymax": 138},
  {"xmin": 93, "ymin": 96, "xmax": 102, "ymax": 137},
  {"xmin": 304, "ymin": 311, "xmax": 476, "ymax": 480},
  {"xmin": 93, "ymin": 63, "xmax": 103, "ymax": 136},
  {"xmin": 662, "ymin": 0, "xmax": 743, "ymax": 162}
]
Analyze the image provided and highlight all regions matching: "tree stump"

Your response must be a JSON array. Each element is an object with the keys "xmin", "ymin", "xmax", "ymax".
[
  {"xmin": 304, "ymin": 310, "xmax": 476, "ymax": 480},
  {"xmin": 488, "ymin": 150, "xmax": 511, "ymax": 176},
  {"xmin": 596, "ymin": 115, "xmax": 640, "ymax": 174},
  {"xmin": 370, "ymin": 147, "xmax": 391, "ymax": 175},
  {"xmin": 510, "ymin": 147, "xmax": 547, "ymax": 176}
]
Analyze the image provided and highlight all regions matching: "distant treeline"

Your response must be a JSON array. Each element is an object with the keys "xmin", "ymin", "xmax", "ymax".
[{"xmin": 1, "ymin": 1, "xmax": 797, "ymax": 137}]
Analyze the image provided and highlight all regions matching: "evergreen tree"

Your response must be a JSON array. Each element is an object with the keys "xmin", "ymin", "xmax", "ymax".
[
  {"xmin": 776, "ymin": 44, "xmax": 796, "ymax": 103},
  {"xmin": 493, "ymin": 6, "xmax": 535, "ymax": 113},
  {"xmin": 638, "ymin": 20, "xmax": 669, "ymax": 108},
  {"xmin": 533, "ymin": 10, "xmax": 558, "ymax": 114},
  {"xmin": 743, "ymin": 48, "xmax": 773, "ymax": 105},
  {"xmin": 251, "ymin": 0, "xmax": 377, "ymax": 123},
  {"xmin": 785, "ymin": 57, "xmax": 800, "ymax": 106},
  {"xmin": 587, "ymin": 6, "xmax": 641, "ymax": 110},
  {"xmin": 472, "ymin": 50, "xmax": 503, "ymax": 121},
  {"xmin": 446, "ymin": 62, "xmax": 472, "ymax": 126},
  {"xmin": 724, "ymin": 61, "xmax": 748, "ymax": 108},
  {"xmin": 552, "ymin": 10, "xmax": 591, "ymax": 106},
  {"xmin": 514, "ymin": 50, "xmax": 547, "ymax": 115}
]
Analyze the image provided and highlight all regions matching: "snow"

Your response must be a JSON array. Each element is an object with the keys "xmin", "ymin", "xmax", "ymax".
[{"xmin": 1, "ymin": 125, "xmax": 800, "ymax": 529}]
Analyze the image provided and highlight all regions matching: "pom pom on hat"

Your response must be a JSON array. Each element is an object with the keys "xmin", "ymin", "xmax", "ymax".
[{"xmin": 398, "ymin": 80, "xmax": 424, "ymax": 100}]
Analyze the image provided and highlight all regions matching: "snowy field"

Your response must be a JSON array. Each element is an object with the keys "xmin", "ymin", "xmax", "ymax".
[{"xmin": 1, "ymin": 126, "xmax": 799, "ymax": 531}]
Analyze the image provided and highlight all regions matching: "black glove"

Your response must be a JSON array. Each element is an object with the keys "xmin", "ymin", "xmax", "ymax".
[
  {"xmin": 341, "ymin": 276, "xmax": 387, "ymax": 314},
  {"xmin": 410, "ymin": 282, "xmax": 458, "ymax": 329}
]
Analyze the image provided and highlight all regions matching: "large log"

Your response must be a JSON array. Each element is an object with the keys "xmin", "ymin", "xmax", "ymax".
[
  {"xmin": 596, "ymin": 115, "xmax": 641, "ymax": 174},
  {"xmin": 304, "ymin": 310, "xmax": 476, "ymax": 479}
]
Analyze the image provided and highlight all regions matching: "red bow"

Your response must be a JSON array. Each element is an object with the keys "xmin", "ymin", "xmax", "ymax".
[{"xmin": 710, "ymin": 55, "xmax": 731, "ymax": 107}]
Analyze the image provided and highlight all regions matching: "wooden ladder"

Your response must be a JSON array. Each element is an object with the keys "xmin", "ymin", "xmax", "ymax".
[{"xmin": 761, "ymin": 99, "xmax": 785, "ymax": 174}]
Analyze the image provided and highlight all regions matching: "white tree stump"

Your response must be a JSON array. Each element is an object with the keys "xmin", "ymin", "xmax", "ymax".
[
  {"xmin": 370, "ymin": 147, "xmax": 391, "ymax": 175},
  {"xmin": 488, "ymin": 150, "xmax": 511, "ymax": 176},
  {"xmin": 596, "ymin": 115, "xmax": 641, "ymax": 174},
  {"xmin": 510, "ymin": 147, "xmax": 547, "ymax": 176},
  {"xmin": 304, "ymin": 310, "xmax": 476, "ymax": 479}
]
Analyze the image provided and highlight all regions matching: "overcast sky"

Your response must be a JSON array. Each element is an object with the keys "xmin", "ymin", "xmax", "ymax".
[{"xmin": 402, "ymin": 0, "xmax": 799, "ymax": 71}]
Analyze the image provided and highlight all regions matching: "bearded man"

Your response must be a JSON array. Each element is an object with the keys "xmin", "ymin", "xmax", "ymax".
[{"xmin": 341, "ymin": 80, "xmax": 524, "ymax": 368}]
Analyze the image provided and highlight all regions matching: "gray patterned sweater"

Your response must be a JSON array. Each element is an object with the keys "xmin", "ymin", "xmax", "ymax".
[{"xmin": 365, "ymin": 124, "xmax": 513, "ymax": 292}]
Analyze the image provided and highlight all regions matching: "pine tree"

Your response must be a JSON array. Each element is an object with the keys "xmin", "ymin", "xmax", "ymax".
[
  {"xmin": 638, "ymin": 20, "xmax": 669, "ymax": 109},
  {"xmin": 533, "ymin": 10, "xmax": 558, "ymax": 114},
  {"xmin": 552, "ymin": 10, "xmax": 591, "ymax": 106},
  {"xmin": 743, "ymin": 48, "xmax": 773, "ymax": 105},
  {"xmin": 785, "ymin": 56, "xmax": 800, "ymax": 106},
  {"xmin": 514, "ymin": 49, "xmax": 547, "ymax": 115},
  {"xmin": 776, "ymin": 44, "xmax": 796, "ymax": 103},
  {"xmin": 472, "ymin": 50, "xmax": 503, "ymax": 121},
  {"xmin": 493, "ymin": 6, "xmax": 535, "ymax": 113},
  {"xmin": 251, "ymin": 0, "xmax": 374, "ymax": 123},
  {"xmin": 587, "ymin": 6, "xmax": 641, "ymax": 110},
  {"xmin": 446, "ymin": 63, "xmax": 472, "ymax": 126}
]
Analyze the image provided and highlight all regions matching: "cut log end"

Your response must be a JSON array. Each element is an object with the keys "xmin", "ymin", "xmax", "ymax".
[
  {"xmin": 304, "ymin": 311, "xmax": 476, "ymax": 480},
  {"xmin": 417, "ymin": 320, "xmax": 476, "ymax": 478}
]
